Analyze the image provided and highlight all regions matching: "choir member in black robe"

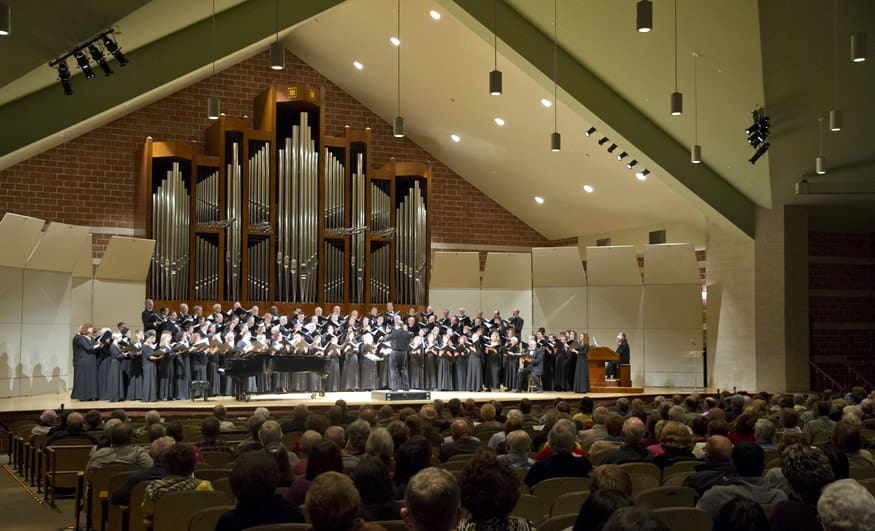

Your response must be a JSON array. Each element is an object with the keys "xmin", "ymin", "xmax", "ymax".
[
  {"xmin": 561, "ymin": 332, "xmax": 576, "ymax": 391},
  {"xmin": 96, "ymin": 332, "xmax": 112, "ymax": 400},
  {"xmin": 140, "ymin": 331, "xmax": 159, "ymax": 402},
  {"xmin": 340, "ymin": 331, "xmax": 360, "ymax": 391},
  {"xmin": 572, "ymin": 331, "xmax": 590, "ymax": 393},
  {"xmin": 503, "ymin": 336, "xmax": 520, "ymax": 391},
  {"xmin": 453, "ymin": 335, "xmax": 469, "ymax": 391},
  {"xmin": 126, "ymin": 334, "xmax": 144, "ymax": 401},
  {"xmin": 189, "ymin": 332, "xmax": 208, "ymax": 383},
  {"xmin": 423, "ymin": 334, "xmax": 438, "ymax": 391},
  {"xmin": 173, "ymin": 338, "xmax": 192, "ymax": 400},
  {"xmin": 306, "ymin": 336, "xmax": 325, "ymax": 392},
  {"xmin": 408, "ymin": 336, "xmax": 424, "ymax": 390},
  {"xmin": 436, "ymin": 335, "xmax": 454, "ymax": 391},
  {"xmin": 221, "ymin": 332, "xmax": 237, "ymax": 396},
  {"xmin": 553, "ymin": 333, "xmax": 568, "ymax": 392},
  {"xmin": 142, "ymin": 299, "xmax": 160, "ymax": 332},
  {"xmin": 465, "ymin": 331, "xmax": 484, "ymax": 392},
  {"xmin": 325, "ymin": 336, "xmax": 342, "ymax": 392},
  {"xmin": 105, "ymin": 333, "xmax": 126, "ymax": 402},
  {"xmin": 536, "ymin": 330, "xmax": 554, "ymax": 392},
  {"xmin": 484, "ymin": 331, "xmax": 502, "ymax": 391},
  {"xmin": 156, "ymin": 332, "xmax": 175, "ymax": 400},
  {"xmin": 359, "ymin": 333, "xmax": 379, "ymax": 391},
  {"xmin": 72, "ymin": 324, "xmax": 99, "ymax": 401}
]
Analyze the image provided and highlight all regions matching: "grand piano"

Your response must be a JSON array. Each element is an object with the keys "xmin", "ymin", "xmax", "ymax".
[
  {"xmin": 223, "ymin": 355, "xmax": 330, "ymax": 401},
  {"xmin": 587, "ymin": 346, "xmax": 643, "ymax": 393}
]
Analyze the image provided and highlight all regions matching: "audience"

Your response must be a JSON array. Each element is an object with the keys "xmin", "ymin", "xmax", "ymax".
[
  {"xmin": 696, "ymin": 442, "xmax": 786, "ymax": 515},
  {"xmin": 572, "ymin": 489, "xmax": 633, "ymax": 531},
  {"xmin": 86, "ymin": 422, "xmax": 153, "ymax": 472},
  {"xmin": 601, "ymin": 417, "xmax": 651, "ymax": 464},
  {"xmin": 31, "ymin": 409, "xmax": 57, "ymax": 436},
  {"xmin": 110, "ymin": 436, "xmax": 175, "ymax": 505},
  {"xmin": 770, "ymin": 443, "xmax": 835, "ymax": 531},
  {"xmin": 458, "ymin": 451, "xmax": 533, "ymax": 531},
  {"xmin": 439, "ymin": 419, "xmax": 480, "ymax": 462},
  {"xmin": 345, "ymin": 419, "xmax": 371, "ymax": 467},
  {"xmin": 295, "ymin": 430, "xmax": 325, "ymax": 477},
  {"xmin": 233, "ymin": 415, "xmax": 266, "ymax": 458},
  {"xmin": 817, "ymin": 479, "xmax": 875, "ymax": 531},
  {"xmin": 47, "ymin": 412, "xmax": 98, "ymax": 445},
  {"xmin": 259, "ymin": 419, "xmax": 296, "ymax": 486},
  {"xmin": 727, "ymin": 414, "xmax": 756, "ymax": 444},
  {"xmin": 601, "ymin": 507, "xmax": 669, "ymax": 531},
  {"xmin": 194, "ymin": 416, "xmax": 233, "ymax": 454},
  {"xmin": 366, "ymin": 426, "xmax": 396, "ymax": 467},
  {"xmin": 650, "ymin": 421, "xmax": 700, "ymax": 469},
  {"xmin": 803, "ymin": 401, "xmax": 836, "ymax": 439},
  {"xmin": 213, "ymin": 404, "xmax": 237, "ymax": 432},
  {"xmin": 282, "ymin": 404, "xmax": 309, "ymax": 433},
  {"xmin": 579, "ymin": 407, "xmax": 609, "ymax": 451},
  {"xmin": 525, "ymin": 419, "xmax": 592, "ymax": 487},
  {"xmin": 402, "ymin": 468, "xmax": 462, "ymax": 531},
  {"xmin": 142, "ymin": 444, "xmax": 212, "ymax": 516},
  {"xmin": 135, "ymin": 410, "xmax": 162, "ymax": 438},
  {"xmin": 589, "ymin": 465, "xmax": 632, "ymax": 497},
  {"xmin": 833, "ymin": 421, "xmax": 875, "ymax": 468},
  {"xmin": 306, "ymin": 471, "xmax": 372, "ymax": 531},
  {"xmin": 683, "ymin": 435, "xmax": 734, "ymax": 496},
  {"xmin": 497, "ymin": 430, "xmax": 534, "ymax": 469},
  {"xmin": 712, "ymin": 496, "xmax": 771, "ymax": 531},
  {"xmin": 354, "ymin": 455, "xmax": 405, "ymax": 521},
  {"xmin": 394, "ymin": 437, "xmax": 432, "ymax": 499},
  {"xmin": 286, "ymin": 439, "xmax": 343, "ymax": 505}
]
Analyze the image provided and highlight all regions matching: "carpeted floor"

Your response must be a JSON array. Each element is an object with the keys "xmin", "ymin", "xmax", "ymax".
[{"xmin": 0, "ymin": 455, "xmax": 78, "ymax": 531}]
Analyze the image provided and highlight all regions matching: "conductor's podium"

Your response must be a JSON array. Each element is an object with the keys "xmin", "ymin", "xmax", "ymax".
[{"xmin": 588, "ymin": 346, "xmax": 644, "ymax": 393}]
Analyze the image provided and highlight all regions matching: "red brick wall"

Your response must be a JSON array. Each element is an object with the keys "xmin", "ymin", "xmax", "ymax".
[{"xmin": 0, "ymin": 49, "xmax": 548, "ymax": 259}]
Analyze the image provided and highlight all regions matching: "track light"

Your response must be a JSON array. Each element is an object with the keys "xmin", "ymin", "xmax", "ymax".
[
  {"xmin": 0, "ymin": 2, "xmax": 9, "ymax": 36},
  {"xmin": 100, "ymin": 33, "xmax": 128, "ymax": 66},
  {"xmin": 270, "ymin": 41, "xmax": 285, "ymax": 70},
  {"xmin": 851, "ymin": 32, "xmax": 868, "ymax": 63},
  {"xmin": 585, "ymin": 127, "xmax": 596, "ymax": 137},
  {"xmin": 617, "ymin": 151, "xmax": 628, "ymax": 161},
  {"xmin": 73, "ymin": 49, "xmax": 95, "ymax": 79},
  {"xmin": 551, "ymin": 131, "xmax": 561, "ymax": 152},
  {"xmin": 598, "ymin": 137, "xmax": 609, "ymax": 145},
  {"xmin": 636, "ymin": 0, "xmax": 652, "ymax": 33},
  {"xmin": 636, "ymin": 169, "xmax": 650, "ymax": 181},
  {"xmin": 88, "ymin": 44, "xmax": 113, "ymax": 76},
  {"xmin": 749, "ymin": 142, "xmax": 769, "ymax": 165},
  {"xmin": 57, "ymin": 61, "xmax": 73, "ymax": 96},
  {"xmin": 393, "ymin": 116, "xmax": 405, "ymax": 138},
  {"xmin": 627, "ymin": 160, "xmax": 638, "ymax": 169},
  {"xmin": 207, "ymin": 95, "xmax": 221, "ymax": 120},
  {"xmin": 607, "ymin": 144, "xmax": 617, "ymax": 153}
]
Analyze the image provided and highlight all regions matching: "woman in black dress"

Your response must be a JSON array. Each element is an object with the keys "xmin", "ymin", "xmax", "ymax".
[
  {"xmin": 325, "ymin": 334, "xmax": 342, "ymax": 392},
  {"xmin": 140, "ymin": 330, "xmax": 159, "ymax": 402},
  {"xmin": 126, "ymin": 331, "xmax": 144, "ymax": 401},
  {"xmin": 537, "ymin": 330, "xmax": 554, "ymax": 391},
  {"xmin": 96, "ymin": 332, "xmax": 112, "ymax": 400},
  {"xmin": 72, "ymin": 323, "xmax": 99, "ymax": 401},
  {"xmin": 340, "ymin": 330, "xmax": 360, "ymax": 391},
  {"xmin": 436, "ymin": 333, "xmax": 454, "ymax": 391},
  {"xmin": 409, "ymin": 335, "xmax": 424, "ymax": 389},
  {"xmin": 608, "ymin": 332, "xmax": 630, "ymax": 379},
  {"xmin": 465, "ymin": 331, "xmax": 483, "ymax": 392},
  {"xmin": 359, "ymin": 333, "xmax": 378, "ymax": 391},
  {"xmin": 156, "ymin": 332, "xmax": 175, "ymax": 400},
  {"xmin": 454, "ymin": 335, "xmax": 470, "ymax": 391},
  {"xmin": 572, "ymin": 331, "xmax": 591, "ymax": 393},
  {"xmin": 503, "ymin": 334, "xmax": 520, "ymax": 391},
  {"xmin": 423, "ymin": 333, "xmax": 438, "ymax": 390},
  {"xmin": 552, "ymin": 333, "xmax": 568, "ymax": 391},
  {"xmin": 104, "ymin": 332, "xmax": 126, "ymax": 402},
  {"xmin": 484, "ymin": 331, "xmax": 502, "ymax": 391}
]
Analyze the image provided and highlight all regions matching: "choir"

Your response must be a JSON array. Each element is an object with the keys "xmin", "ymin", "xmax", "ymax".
[{"xmin": 71, "ymin": 300, "xmax": 594, "ymax": 402}]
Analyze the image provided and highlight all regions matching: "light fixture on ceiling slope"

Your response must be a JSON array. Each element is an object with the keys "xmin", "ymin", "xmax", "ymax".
[
  {"xmin": 617, "ymin": 151, "xmax": 628, "ymax": 161},
  {"xmin": 393, "ymin": 0, "xmax": 404, "ymax": 137},
  {"xmin": 207, "ymin": 0, "xmax": 220, "ymax": 120},
  {"xmin": 489, "ymin": 0, "xmax": 502, "ymax": 95},
  {"xmin": 830, "ymin": 0, "xmax": 841, "ymax": 131},
  {"xmin": 100, "ymin": 33, "xmax": 128, "ymax": 66},
  {"xmin": 597, "ymin": 137, "xmax": 609, "ymax": 145},
  {"xmin": 270, "ymin": 0, "xmax": 284, "ymax": 70},
  {"xmin": 585, "ymin": 127, "xmax": 596, "ymax": 136},
  {"xmin": 74, "ymin": 49, "xmax": 95, "ymax": 79},
  {"xmin": 534, "ymin": 196, "xmax": 545, "ymax": 204},
  {"xmin": 670, "ymin": 0, "xmax": 682, "ymax": 116},
  {"xmin": 851, "ymin": 32, "xmax": 868, "ymax": 62},
  {"xmin": 88, "ymin": 44, "xmax": 113, "ymax": 76},
  {"xmin": 636, "ymin": 169, "xmax": 650, "ymax": 180},
  {"xmin": 390, "ymin": 36, "xmax": 400, "ymax": 46},
  {"xmin": 636, "ymin": 0, "xmax": 652, "ymax": 33},
  {"xmin": 57, "ymin": 61, "xmax": 73, "ymax": 95},
  {"xmin": 0, "ymin": 2, "xmax": 9, "ymax": 36},
  {"xmin": 691, "ymin": 52, "xmax": 701, "ymax": 164},
  {"xmin": 816, "ymin": 117, "xmax": 826, "ymax": 175},
  {"xmin": 550, "ymin": 0, "xmax": 560, "ymax": 152},
  {"xmin": 607, "ymin": 143, "xmax": 617, "ymax": 153},
  {"xmin": 627, "ymin": 159, "xmax": 638, "ymax": 169}
]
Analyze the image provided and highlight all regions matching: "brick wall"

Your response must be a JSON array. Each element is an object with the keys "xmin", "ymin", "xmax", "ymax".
[{"xmin": 0, "ymin": 49, "xmax": 549, "ymax": 259}]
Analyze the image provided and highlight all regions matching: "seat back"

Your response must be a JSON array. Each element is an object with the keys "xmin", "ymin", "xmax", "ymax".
[
  {"xmin": 88, "ymin": 466, "xmax": 139, "ymax": 531},
  {"xmin": 860, "ymin": 478, "xmax": 875, "ymax": 497},
  {"xmin": 47, "ymin": 445, "xmax": 94, "ymax": 488},
  {"xmin": 188, "ymin": 504, "xmax": 235, "ymax": 531},
  {"xmin": 550, "ymin": 490, "xmax": 589, "ymax": 517},
  {"xmin": 589, "ymin": 442, "xmax": 624, "ymax": 466},
  {"xmin": 152, "ymin": 489, "xmax": 235, "ymax": 531},
  {"xmin": 538, "ymin": 513, "xmax": 577, "ymax": 531},
  {"xmin": 446, "ymin": 453, "xmax": 474, "ymax": 464},
  {"xmin": 661, "ymin": 461, "xmax": 699, "ymax": 483},
  {"xmin": 438, "ymin": 460, "xmax": 468, "ymax": 471},
  {"xmin": 201, "ymin": 451, "xmax": 232, "ymax": 468},
  {"xmin": 213, "ymin": 476, "xmax": 232, "ymax": 494},
  {"xmin": 370, "ymin": 521, "xmax": 408, "ymax": 531},
  {"xmin": 661, "ymin": 472, "xmax": 694, "ymax": 487},
  {"xmin": 619, "ymin": 462, "xmax": 661, "ymax": 482},
  {"xmin": 128, "ymin": 481, "xmax": 151, "ymax": 531},
  {"xmin": 628, "ymin": 473, "xmax": 660, "ymax": 497},
  {"xmin": 510, "ymin": 493, "xmax": 549, "ymax": 526},
  {"xmin": 653, "ymin": 507, "xmax": 713, "ymax": 531},
  {"xmin": 194, "ymin": 468, "xmax": 232, "ymax": 482},
  {"xmin": 532, "ymin": 477, "xmax": 592, "ymax": 502},
  {"xmin": 635, "ymin": 486, "xmax": 698, "ymax": 509},
  {"xmin": 810, "ymin": 431, "xmax": 832, "ymax": 445}
]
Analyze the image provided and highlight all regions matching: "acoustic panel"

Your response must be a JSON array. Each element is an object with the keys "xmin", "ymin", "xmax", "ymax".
[
  {"xmin": 26, "ymin": 223, "xmax": 91, "ymax": 273},
  {"xmin": 532, "ymin": 247, "xmax": 586, "ymax": 288},
  {"xmin": 93, "ymin": 280, "xmax": 145, "ymax": 331},
  {"xmin": 587, "ymin": 327, "xmax": 644, "ymax": 386},
  {"xmin": 643, "ymin": 244, "xmax": 700, "ymax": 284},
  {"xmin": 430, "ymin": 252, "xmax": 480, "ymax": 289},
  {"xmin": 0, "ymin": 323, "xmax": 21, "ymax": 383},
  {"xmin": 533, "ymin": 287, "xmax": 588, "ymax": 333},
  {"xmin": 22, "ymin": 270, "xmax": 72, "ymax": 326},
  {"xmin": 427, "ymin": 289, "xmax": 481, "ymax": 318},
  {"xmin": 642, "ymin": 328, "xmax": 705, "ymax": 371},
  {"xmin": 72, "ymin": 233, "xmax": 94, "ymax": 279},
  {"xmin": 587, "ymin": 286, "xmax": 643, "ymax": 329},
  {"xmin": 586, "ymin": 246, "xmax": 641, "ymax": 285},
  {"xmin": 480, "ymin": 289, "xmax": 532, "ymax": 338},
  {"xmin": 71, "ymin": 278, "xmax": 93, "ymax": 329},
  {"xmin": 0, "ymin": 266, "xmax": 23, "ymax": 325},
  {"xmin": 20, "ymin": 323, "xmax": 72, "ymax": 394},
  {"xmin": 95, "ymin": 237, "xmax": 155, "ymax": 281},
  {"xmin": 482, "ymin": 253, "xmax": 531, "ymax": 289},
  {"xmin": 643, "ymin": 285, "xmax": 704, "ymax": 329},
  {"xmin": 0, "ymin": 213, "xmax": 45, "ymax": 268}
]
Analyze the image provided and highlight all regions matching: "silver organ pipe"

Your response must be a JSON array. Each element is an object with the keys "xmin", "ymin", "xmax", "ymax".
[
  {"xmin": 350, "ymin": 153, "xmax": 365, "ymax": 303},
  {"xmin": 151, "ymin": 161, "xmax": 190, "ymax": 300},
  {"xmin": 195, "ymin": 235, "xmax": 218, "ymax": 300},
  {"xmin": 248, "ymin": 143, "xmax": 271, "ymax": 231},
  {"xmin": 196, "ymin": 170, "xmax": 219, "ymax": 224},
  {"xmin": 395, "ymin": 180, "xmax": 427, "ymax": 305},
  {"xmin": 324, "ymin": 149, "xmax": 345, "ymax": 229},
  {"xmin": 247, "ymin": 238, "xmax": 269, "ymax": 301},
  {"xmin": 226, "ymin": 142, "xmax": 242, "ymax": 301}
]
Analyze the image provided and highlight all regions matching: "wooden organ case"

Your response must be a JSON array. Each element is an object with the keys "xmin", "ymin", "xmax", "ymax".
[{"xmin": 137, "ymin": 83, "xmax": 431, "ymax": 313}]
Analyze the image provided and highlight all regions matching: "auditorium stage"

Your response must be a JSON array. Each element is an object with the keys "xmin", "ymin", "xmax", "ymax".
[{"xmin": 0, "ymin": 387, "xmax": 714, "ymax": 418}]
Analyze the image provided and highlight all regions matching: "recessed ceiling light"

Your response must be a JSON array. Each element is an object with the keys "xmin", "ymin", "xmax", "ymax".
[
  {"xmin": 636, "ymin": 169, "xmax": 650, "ymax": 181},
  {"xmin": 494, "ymin": 117, "xmax": 505, "ymax": 126},
  {"xmin": 583, "ymin": 185, "xmax": 594, "ymax": 193},
  {"xmin": 353, "ymin": 61, "xmax": 363, "ymax": 70},
  {"xmin": 540, "ymin": 98, "xmax": 552, "ymax": 108},
  {"xmin": 390, "ymin": 36, "xmax": 401, "ymax": 46},
  {"xmin": 534, "ymin": 196, "xmax": 545, "ymax": 204},
  {"xmin": 429, "ymin": 10, "xmax": 441, "ymax": 20},
  {"xmin": 450, "ymin": 134, "xmax": 461, "ymax": 142}
]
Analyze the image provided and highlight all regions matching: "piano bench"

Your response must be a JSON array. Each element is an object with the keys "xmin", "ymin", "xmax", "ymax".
[{"xmin": 190, "ymin": 381, "xmax": 210, "ymax": 402}]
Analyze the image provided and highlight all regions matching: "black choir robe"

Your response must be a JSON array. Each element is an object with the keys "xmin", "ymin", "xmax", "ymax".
[{"xmin": 72, "ymin": 334, "xmax": 99, "ymax": 401}]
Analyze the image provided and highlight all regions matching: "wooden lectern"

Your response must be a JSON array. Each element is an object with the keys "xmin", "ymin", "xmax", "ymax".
[{"xmin": 588, "ymin": 346, "xmax": 641, "ymax": 393}]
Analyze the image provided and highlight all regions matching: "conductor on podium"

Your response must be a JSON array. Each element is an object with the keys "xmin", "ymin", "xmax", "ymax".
[{"xmin": 386, "ymin": 317, "xmax": 412, "ymax": 391}]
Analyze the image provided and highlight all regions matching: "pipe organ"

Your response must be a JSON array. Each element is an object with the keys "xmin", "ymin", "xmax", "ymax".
[{"xmin": 138, "ymin": 83, "xmax": 431, "ymax": 312}]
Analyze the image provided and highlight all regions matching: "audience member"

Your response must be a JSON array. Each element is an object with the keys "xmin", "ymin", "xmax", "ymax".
[
  {"xmin": 142, "ymin": 444, "xmax": 212, "ymax": 516},
  {"xmin": 47, "ymin": 412, "xmax": 98, "ymax": 445},
  {"xmin": 589, "ymin": 465, "xmax": 632, "ymax": 497},
  {"xmin": 696, "ymin": 442, "xmax": 786, "ymax": 515},
  {"xmin": 393, "ymin": 437, "xmax": 433, "ymax": 499},
  {"xmin": 194, "ymin": 416, "xmax": 232, "ymax": 454},
  {"xmin": 803, "ymin": 401, "xmax": 836, "ymax": 439},
  {"xmin": 727, "ymin": 414, "xmax": 756, "ymax": 444},
  {"xmin": 683, "ymin": 435, "xmax": 734, "ymax": 496},
  {"xmin": 439, "ymin": 419, "xmax": 480, "ymax": 462},
  {"xmin": 525, "ymin": 419, "xmax": 592, "ymax": 487},
  {"xmin": 579, "ymin": 407, "xmax": 609, "ymax": 451},
  {"xmin": 572, "ymin": 489, "xmax": 633, "ymax": 531},
  {"xmin": 135, "ymin": 410, "xmax": 162, "ymax": 438},
  {"xmin": 325, "ymin": 425, "xmax": 346, "ymax": 451},
  {"xmin": 31, "ymin": 409, "xmax": 57, "ymax": 436},
  {"xmin": 295, "ymin": 430, "xmax": 324, "ymax": 477},
  {"xmin": 601, "ymin": 507, "xmax": 669, "ymax": 531},
  {"xmin": 712, "ymin": 496, "xmax": 771, "ymax": 531},
  {"xmin": 387, "ymin": 420, "xmax": 411, "ymax": 450},
  {"xmin": 650, "ymin": 421, "xmax": 700, "ymax": 469},
  {"xmin": 816, "ymin": 479, "xmax": 875, "ymax": 531},
  {"xmin": 213, "ymin": 404, "xmax": 236, "ymax": 432},
  {"xmin": 260, "ymin": 420, "xmax": 295, "ymax": 486},
  {"xmin": 345, "ymin": 419, "xmax": 371, "ymax": 467},
  {"xmin": 86, "ymin": 422, "xmax": 153, "ymax": 472},
  {"xmin": 402, "ymin": 468, "xmax": 462, "ymax": 531},
  {"xmin": 458, "ymin": 451, "xmax": 533, "ymax": 531},
  {"xmin": 587, "ymin": 415, "xmax": 625, "ymax": 462},
  {"xmin": 281, "ymin": 404, "xmax": 309, "ymax": 433},
  {"xmin": 770, "ymin": 444, "xmax": 835, "ymax": 531},
  {"xmin": 233, "ymin": 415, "xmax": 265, "ymax": 458},
  {"xmin": 833, "ymin": 421, "xmax": 875, "ymax": 468},
  {"xmin": 754, "ymin": 418, "xmax": 777, "ymax": 449},
  {"xmin": 478, "ymin": 404, "xmax": 503, "ymax": 431},
  {"xmin": 110, "ymin": 436, "xmax": 174, "ymax": 505},
  {"xmin": 165, "ymin": 421, "xmax": 203, "ymax": 463},
  {"xmin": 84, "ymin": 410, "xmax": 103, "ymax": 432},
  {"xmin": 497, "ymin": 430, "xmax": 534, "ymax": 469},
  {"xmin": 601, "ymin": 417, "xmax": 651, "ymax": 464},
  {"xmin": 306, "ymin": 472, "xmax": 374, "ymax": 531},
  {"xmin": 488, "ymin": 409, "xmax": 523, "ymax": 451},
  {"xmin": 354, "ymin": 456, "xmax": 405, "ymax": 522},
  {"xmin": 286, "ymin": 440, "xmax": 343, "ymax": 505},
  {"xmin": 366, "ymin": 426, "xmax": 396, "ymax": 467}
]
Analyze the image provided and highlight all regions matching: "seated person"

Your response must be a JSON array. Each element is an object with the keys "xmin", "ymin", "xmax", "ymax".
[
  {"xmin": 354, "ymin": 456, "xmax": 405, "ymax": 522},
  {"xmin": 525, "ymin": 419, "xmax": 592, "ymax": 488},
  {"xmin": 141, "ymin": 444, "xmax": 212, "ymax": 517},
  {"xmin": 458, "ymin": 451, "xmax": 534, "ymax": 531},
  {"xmin": 47, "ymin": 412, "xmax": 98, "ymax": 445},
  {"xmin": 696, "ymin": 442, "xmax": 787, "ymax": 516},
  {"xmin": 110, "ymin": 436, "xmax": 175, "ymax": 505},
  {"xmin": 439, "ymin": 420, "xmax": 481, "ymax": 462},
  {"xmin": 650, "ymin": 421, "xmax": 701, "ymax": 470},
  {"xmin": 86, "ymin": 422, "xmax": 153, "ymax": 472},
  {"xmin": 193, "ymin": 416, "xmax": 233, "ymax": 453}
]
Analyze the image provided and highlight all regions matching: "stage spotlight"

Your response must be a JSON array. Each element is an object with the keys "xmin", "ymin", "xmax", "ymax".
[
  {"xmin": 101, "ymin": 33, "xmax": 128, "ymax": 66},
  {"xmin": 73, "ymin": 49, "xmax": 95, "ymax": 79},
  {"xmin": 88, "ymin": 44, "xmax": 113, "ymax": 76},
  {"xmin": 585, "ymin": 127, "xmax": 596, "ymax": 137},
  {"xmin": 636, "ymin": 169, "xmax": 650, "ymax": 181},
  {"xmin": 749, "ymin": 142, "xmax": 770, "ymax": 165},
  {"xmin": 57, "ymin": 61, "xmax": 73, "ymax": 95},
  {"xmin": 627, "ymin": 159, "xmax": 638, "ymax": 169},
  {"xmin": 598, "ymin": 137, "xmax": 609, "ymax": 145},
  {"xmin": 617, "ymin": 151, "xmax": 628, "ymax": 161},
  {"xmin": 607, "ymin": 143, "xmax": 617, "ymax": 153}
]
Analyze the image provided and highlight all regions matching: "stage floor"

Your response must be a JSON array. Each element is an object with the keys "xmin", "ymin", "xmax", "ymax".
[{"xmin": 0, "ymin": 387, "xmax": 714, "ymax": 415}]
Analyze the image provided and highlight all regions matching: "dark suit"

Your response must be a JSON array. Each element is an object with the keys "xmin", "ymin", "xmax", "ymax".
[
  {"xmin": 524, "ymin": 453, "xmax": 592, "ymax": 487},
  {"xmin": 439, "ymin": 436, "xmax": 481, "ymax": 462},
  {"xmin": 607, "ymin": 342, "xmax": 630, "ymax": 379},
  {"xmin": 516, "ymin": 348, "xmax": 543, "ymax": 392},
  {"xmin": 385, "ymin": 327, "xmax": 412, "ymax": 391}
]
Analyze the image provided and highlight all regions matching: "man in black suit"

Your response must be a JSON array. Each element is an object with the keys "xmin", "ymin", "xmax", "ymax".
[
  {"xmin": 385, "ymin": 317, "xmax": 411, "ymax": 391},
  {"xmin": 142, "ymin": 299, "xmax": 160, "ymax": 332},
  {"xmin": 516, "ymin": 338, "xmax": 543, "ymax": 393},
  {"xmin": 508, "ymin": 309, "xmax": 524, "ymax": 337}
]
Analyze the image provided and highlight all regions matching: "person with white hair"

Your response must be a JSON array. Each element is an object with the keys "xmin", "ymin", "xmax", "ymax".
[
  {"xmin": 31, "ymin": 409, "xmax": 57, "ymax": 436},
  {"xmin": 254, "ymin": 406, "xmax": 270, "ymax": 420},
  {"xmin": 817, "ymin": 479, "xmax": 875, "ymax": 531},
  {"xmin": 525, "ymin": 419, "xmax": 592, "ymax": 487}
]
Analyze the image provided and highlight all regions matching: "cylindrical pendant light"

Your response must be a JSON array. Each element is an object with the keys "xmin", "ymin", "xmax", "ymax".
[
  {"xmin": 829, "ymin": 109, "xmax": 842, "ymax": 132},
  {"xmin": 207, "ymin": 0, "xmax": 220, "ymax": 120},
  {"xmin": 691, "ymin": 52, "xmax": 701, "ymax": 163},
  {"xmin": 550, "ymin": 0, "xmax": 560, "ymax": 152},
  {"xmin": 670, "ymin": 0, "xmax": 682, "ymax": 116},
  {"xmin": 393, "ymin": 116, "xmax": 405, "ymax": 138},
  {"xmin": 489, "ymin": 70, "xmax": 502, "ymax": 96},
  {"xmin": 207, "ymin": 95, "xmax": 221, "ymax": 120},
  {"xmin": 551, "ymin": 131, "xmax": 561, "ymax": 152},
  {"xmin": 393, "ymin": 0, "xmax": 404, "ymax": 137},
  {"xmin": 691, "ymin": 144, "xmax": 702, "ymax": 164},
  {"xmin": 815, "ymin": 156, "xmax": 826, "ymax": 175},
  {"xmin": 489, "ymin": 0, "xmax": 502, "ymax": 95},
  {"xmin": 636, "ymin": 0, "xmax": 652, "ymax": 33},
  {"xmin": 851, "ymin": 32, "xmax": 868, "ymax": 62},
  {"xmin": 0, "ymin": 2, "xmax": 10, "ymax": 36},
  {"xmin": 671, "ymin": 91, "xmax": 683, "ymax": 116},
  {"xmin": 816, "ymin": 117, "xmax": 826, "ymax": 175},
  {"xmin": 270, "ymin": 0, "xmax": 284, "ymax": 70},
  {"xmin": 830, "ymin": 0, "xmax": 841, "ymax": 131}
]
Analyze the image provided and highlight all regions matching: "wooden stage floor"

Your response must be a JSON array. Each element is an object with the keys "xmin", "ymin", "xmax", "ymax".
[{"xmin": 0, "ymin": 387, "xmax": 715, "ymax": 415}]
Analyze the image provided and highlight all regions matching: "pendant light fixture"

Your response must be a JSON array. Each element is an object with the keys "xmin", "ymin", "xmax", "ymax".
[
  {"xmin": 489, "ymin": 0, "xmax": 502, "ymax": 95},
  {"xmin": 0, "ymin": 2, "xmax": 10, "ymax": 36},
  {"xmin": 691, "ymin": 52, "xmax": 701, "ymax": 164},
  {"xmin": 816, "ymin": 117, "xmax": 826, "ymax": 175},
  {"xmin": 851, "ymin": 32, "xmax": 868, "ymax": 63},
  {"xmin": 207, "ymin": 0, "xmax": 220, "ymax": 120},
  {"xmin": 670, "ymin": 0, "xmax": 683, "ymax": 116},
  {"xmin": 393, "ymin": 0, "xmax": 404, "ymax": 138},
  {"xmin": 270, "ymin": 0, "xmax": 284, "ymax": 70},
  {"xmin": 550, "ymin": 0, "xmax": 560, "ymax": 152},
  {"xmin": 829, "ymin": 0, "xmax": 841, "ymax": 131},
  {"xmin": 636, "ymin": 0, "xmax": 652, "ymax": 33}
]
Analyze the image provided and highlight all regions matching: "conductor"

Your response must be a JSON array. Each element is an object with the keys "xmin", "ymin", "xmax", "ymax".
[{"xmin": 385, "ymin": 317, "xmax": 412, "ymax": 391}]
